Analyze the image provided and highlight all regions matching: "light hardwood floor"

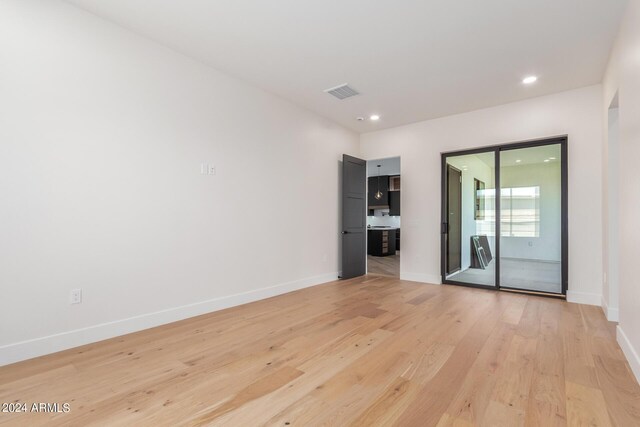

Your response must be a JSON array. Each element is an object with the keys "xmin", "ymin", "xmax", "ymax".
[
  {"xmin": 1, "ymin": 276, "xmax": 639, "ymax": 426},
  {"xmin": 367, "ymin": 252, "xmax": 399, "ymax": 277}
]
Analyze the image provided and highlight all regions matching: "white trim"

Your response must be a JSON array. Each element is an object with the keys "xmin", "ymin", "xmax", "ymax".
[
  {"xmin": 401, "ymin": 272, "xmax": 442, "ymax": 285},
  {"xmin": 0, "ymin": 272, "xmax": 338, "ymax": 367},
  {"xmin": 566, "ymin": 290, "xmax": 601, "ymax": 306},
  {"xmin": 617, "ymin": 325, "xmax": 640, "ymax": 385},
  {"xmin": 607, "ymin": 307, "xmax": 620, "ymax": 322},
  {"xmin": 601, "ymin": 296, "xmax": 619, "ymax": 322}
]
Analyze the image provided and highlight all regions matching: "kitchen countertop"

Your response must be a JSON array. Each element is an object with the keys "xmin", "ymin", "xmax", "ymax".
[{"xmin": 367, "ymin": 227, "xmax": 400, "ymax": 230}]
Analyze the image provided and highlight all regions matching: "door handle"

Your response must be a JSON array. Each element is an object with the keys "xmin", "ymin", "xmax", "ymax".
[
  {"xmin": 441, "ymin": 223, "xmax": 448, "ymax": 234},
  {"xmin": 342, "ymin": 231, "xmax": 349, "ymax": 234}
]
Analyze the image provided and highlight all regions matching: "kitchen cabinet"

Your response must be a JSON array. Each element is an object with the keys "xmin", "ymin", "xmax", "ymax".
[
  {"xmin": 389, "ymin": 191, "xmax": 401, "ymax": 216},
  {"xmin": 389, "ymin": 175, "xmax": 401, "ymax": 191},
  {"xmin": 367, "ymin": 228, "xmax": 397, "ymax": 256}
]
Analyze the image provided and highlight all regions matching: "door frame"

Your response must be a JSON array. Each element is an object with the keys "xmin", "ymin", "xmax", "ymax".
[
  {"xmin": 440, "ymin": 135, "xmax": 568, "ymax": 296},
  {"xmin": 445, "ymin": 164, "xmax": 463, "ymax": 275}
]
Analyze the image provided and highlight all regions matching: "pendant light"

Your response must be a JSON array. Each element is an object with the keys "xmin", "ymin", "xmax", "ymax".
[{"xmin": 375, "ymin": 164, "xmax": 383, "ymax": 200}]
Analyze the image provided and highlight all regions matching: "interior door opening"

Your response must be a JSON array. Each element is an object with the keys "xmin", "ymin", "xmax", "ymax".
[
  {"xmin": 441, "ymin": 137, "xmax": 568, "ymax": 296},
  {"xmin": 366, "ymin": 156, "xmax": 401, "ymax": 278}
]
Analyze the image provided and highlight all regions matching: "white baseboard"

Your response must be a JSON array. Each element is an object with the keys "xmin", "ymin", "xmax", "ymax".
[
  {"xmin": 0, "ymin": 272, "xmax": 338, "ymax": 367},
  {"xmin": 566, "ymin": 290, "xmax": 601, "ymax": 306},
  {"xmin": 400, "ymin": 272, "xmax": 442, "ymax": 285},
  {"xmin": 601, "ymin": 296, "xmax": 619, "ymax": 322},
  {"xmin": 617, "ymin": 325, "xmax": 640, "ymax": 385}
]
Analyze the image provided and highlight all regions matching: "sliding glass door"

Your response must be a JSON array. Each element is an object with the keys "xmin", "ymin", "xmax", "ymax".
[
  {"xmin": 499, "ymin": 144, "xmax": 564, "ymax": 293},
  {"xmin": 441, "ymin": 137, "xmax": 567, "ymax": 295},
  {"xmin": 443, "ymin": 152, "xmax": 496, "ymax": 288}
]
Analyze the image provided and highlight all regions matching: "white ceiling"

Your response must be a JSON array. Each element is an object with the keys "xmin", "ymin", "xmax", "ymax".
[
  {"xmin": 500, "ymin": 144, "xmax": 562, "ymax": 167},
  {"xmin": 65, "ymin": 0, "xmax": 628, "ymax": 133}
]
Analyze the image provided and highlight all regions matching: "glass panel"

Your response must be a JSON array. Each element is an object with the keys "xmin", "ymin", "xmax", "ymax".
[
  {"xmin": 499, "ymin": 144, "xmax": 562, "ymax": 293},
  {"xmin": 445, "ymin": 152, "xmax": 496, "ymax": 287}
]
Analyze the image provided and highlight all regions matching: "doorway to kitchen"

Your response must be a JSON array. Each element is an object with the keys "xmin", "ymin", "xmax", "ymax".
[
  {"xmin": 441, "ymin": 137, "xmax": 567, "ymax": 296},
  {"xmin": 367, "ymin": 156, "xmax": 401, "ymax": 277}
]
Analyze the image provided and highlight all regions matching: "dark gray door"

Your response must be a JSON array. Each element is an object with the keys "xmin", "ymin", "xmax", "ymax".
[
  {"xmin": 446, "ymin": 164, "xmax": 462, "ymax": 274},
  {"xmin": 341, "ymin": 154, "xmax": 366, "ymax": 279}
]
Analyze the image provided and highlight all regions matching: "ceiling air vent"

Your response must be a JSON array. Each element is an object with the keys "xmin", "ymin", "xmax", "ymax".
[{"xmin": 324, "ymin": 84, "xmax": 359, "ymax": 100}]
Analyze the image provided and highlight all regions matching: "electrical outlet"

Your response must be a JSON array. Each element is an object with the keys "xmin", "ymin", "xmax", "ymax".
[
  {"xmin": 200, "ymin": 163, "xmax": 216, "ymax": 175},
  {"xmin": 70, "ymin": 288, "xmax": 82, "ymax": 305}
]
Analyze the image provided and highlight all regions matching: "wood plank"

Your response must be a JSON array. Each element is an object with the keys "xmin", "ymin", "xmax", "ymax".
[
  {"xmin": 190, "ymin": 366, "xmax": 304, "ymax": 425},
  {"xmin": 565, "ymin": 381, "xmax": 613, "ymax": 427}
]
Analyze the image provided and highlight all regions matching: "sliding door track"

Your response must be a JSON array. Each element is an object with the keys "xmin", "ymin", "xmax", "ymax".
[{"xmin": 500, "ymin": 287, "xmax": 566, "ymax": 299}]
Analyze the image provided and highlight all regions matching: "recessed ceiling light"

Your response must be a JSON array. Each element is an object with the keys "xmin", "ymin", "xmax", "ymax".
[
  {"xmin": 522, "ymin": 76, "xmax": 538, "ymax": 85},
  {"xmin": 515, "ymin": 159, "xmax": 522, "ymax": 163},
  {"xmin": 370, "ymin": 115, "xmax": 380, "ymax": 121},
  {"xmin": 549, "ymin": 157, "xmax": 556, "ymax": 160},
  {"xmin": 544, "ymin": 159, "xmax": 550, "ymax": 163}
]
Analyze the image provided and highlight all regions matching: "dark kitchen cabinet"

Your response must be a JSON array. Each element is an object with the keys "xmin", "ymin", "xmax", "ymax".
[
  {"xmin": 368, "ymin": 176, "xmax": 389, "ymax": 209},
  {"xmin": 389, "ymin": 191, "xmax": 401, "ymax": 216},
  {"xmin": 367, "ymin": 228, "xmax": 397, "ymax": 256}
]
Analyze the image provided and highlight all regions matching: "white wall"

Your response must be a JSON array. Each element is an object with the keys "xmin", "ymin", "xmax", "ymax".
[
  {"xmin": 602, "ymin": 0, "xmax": 640, "ymax": 383},
  {"xmin": 360, "ymin": 85, "xmax": 603, "ymax": 302},
  {"xmin": 0, "ymin": 0, "xmax": 359, "ymax": 365},
  {"xmin": 366, "ymin": 157, "xmax": 401, "ymax": 177},
  {"xmin": 602, "ymin": 106, "xmax": 620, "ymax": 321}
]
